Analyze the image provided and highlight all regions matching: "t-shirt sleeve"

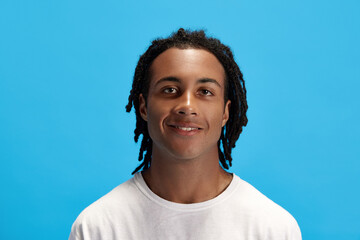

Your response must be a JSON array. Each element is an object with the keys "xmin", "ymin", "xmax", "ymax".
[
  {"xmin": 68, "ymin": 221, "xmax": 81, "ymax": 240},
  {"xmin": 68, "ymin": 209, "xmax": 105, "ymax": 240},
  {"xmin": 290, "ymin": 219, "xmax": 302, "ymax": 240}
]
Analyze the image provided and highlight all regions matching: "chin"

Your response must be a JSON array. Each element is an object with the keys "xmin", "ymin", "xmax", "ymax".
[{"xmin": 166, "ymin": 145, "xmax": 212, "ymax": 162}]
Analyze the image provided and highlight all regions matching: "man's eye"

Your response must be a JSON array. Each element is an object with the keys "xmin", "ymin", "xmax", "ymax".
[
  {"xmin": 163, "ymin": 88, "xmax": 177, "ymax": 94},
  {"xmin": 200, "ymin": 89, "xmax": 213, "ymax": 96}
]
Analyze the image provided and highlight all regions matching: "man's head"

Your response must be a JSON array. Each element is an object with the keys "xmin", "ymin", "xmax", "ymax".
[{"xmin": 126, "ymin": 28, "xmax": 248, "ymax": 174}]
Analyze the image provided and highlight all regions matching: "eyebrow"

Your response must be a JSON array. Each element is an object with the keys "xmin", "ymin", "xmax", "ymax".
[{"xmin": 154, "ymin": 76, "xmax": 222, "ymax": 88}]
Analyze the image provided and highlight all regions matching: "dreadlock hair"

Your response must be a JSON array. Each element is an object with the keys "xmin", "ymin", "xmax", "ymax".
[{"xmin": 126, "ymin": 28, "xmax": 248, "ymax": 175}]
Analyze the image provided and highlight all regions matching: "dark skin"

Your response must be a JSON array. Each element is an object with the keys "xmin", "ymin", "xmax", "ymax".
[{"xmin": 139, "ymin": 48, "xmax": 232, "ymax": 204}]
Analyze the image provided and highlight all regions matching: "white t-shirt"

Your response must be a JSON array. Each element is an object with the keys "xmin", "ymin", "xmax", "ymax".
[{"xmin": 69, "ymin": 173, "xmax": 301, "ymax": 240}]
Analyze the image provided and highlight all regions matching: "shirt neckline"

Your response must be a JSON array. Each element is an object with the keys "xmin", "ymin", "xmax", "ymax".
[{"xmin": 133, "ymin": 171, "xmax": 240, "ymax": 211}]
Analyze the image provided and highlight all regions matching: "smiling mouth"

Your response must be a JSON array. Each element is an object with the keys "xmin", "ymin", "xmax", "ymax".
[
  {"xmin": 168, "ymin": 124, "xmax": 202, "ymax": 132},
  {"xmin": 173, "ymin": 126, "xmax": 200, "ymax": 131}
]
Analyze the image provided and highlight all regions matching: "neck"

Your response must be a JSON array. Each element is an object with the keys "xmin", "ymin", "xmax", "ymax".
[{"xmin": 141, "ymin": 147, "xmax": 233, "ymax": 204}]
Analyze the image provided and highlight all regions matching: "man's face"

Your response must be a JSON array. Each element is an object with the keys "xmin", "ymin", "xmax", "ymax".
[{"xmin": 139, "ymin": 47, "xmax": 230, "ymax": 161}]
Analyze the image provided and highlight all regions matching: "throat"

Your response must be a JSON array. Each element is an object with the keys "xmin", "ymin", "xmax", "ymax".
[{"xmin": 141, "ymin": 166, "xmax": 233, "ymax": 204}]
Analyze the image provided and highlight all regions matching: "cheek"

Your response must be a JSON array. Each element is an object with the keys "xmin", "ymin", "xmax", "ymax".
[
  {"xmin": 147, "ymin": 102, "xmax": 165, "ymax": 121},
  {"xmin": 146, "ymin": 104, "xmax": 166, "ymax": 136},
  {"xmin": 208, "ymin": 107, "xmax": 226, "ymax": 134}
]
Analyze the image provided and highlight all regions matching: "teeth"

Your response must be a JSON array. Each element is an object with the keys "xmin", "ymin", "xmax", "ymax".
[{"xmin": 176, "ymin": 126, "xmax": 198, "ymax": 131}]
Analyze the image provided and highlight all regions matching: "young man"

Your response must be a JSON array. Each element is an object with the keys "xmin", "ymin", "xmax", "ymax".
[{"xmin": 69, "ymin": 28, "xmax": 301, "ymax": 240}]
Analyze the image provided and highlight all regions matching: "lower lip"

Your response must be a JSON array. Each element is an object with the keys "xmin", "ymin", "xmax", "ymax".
[{"xmin": 168, "ymin": 126, "xmax": 201, "ymax": 136}]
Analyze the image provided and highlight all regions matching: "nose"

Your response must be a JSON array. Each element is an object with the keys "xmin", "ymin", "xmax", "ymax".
[{"xmin": 175, "ymin": 91, "xmax": 198, "ymax": 116}]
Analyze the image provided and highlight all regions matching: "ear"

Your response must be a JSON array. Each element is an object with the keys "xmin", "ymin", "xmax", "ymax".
[
  {"xmin": 139, "ymin": 94, "xmax": 148, "ymax": 121},
  {"xmin": 222, "ymin": 100, "xmax": 231, "ymax": 127}
]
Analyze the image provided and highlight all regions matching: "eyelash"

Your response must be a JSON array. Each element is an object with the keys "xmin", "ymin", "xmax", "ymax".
[
  {"xmin": 199, "ymin": 89, "xmax": 213, "ymax": 96},
  {"xmin": 163, "ymin": 87, "xmax": 178, "ymax": 94},
  {"xmin": 162, "ymin": 88, "xmax": 213, "ymax": 96}
]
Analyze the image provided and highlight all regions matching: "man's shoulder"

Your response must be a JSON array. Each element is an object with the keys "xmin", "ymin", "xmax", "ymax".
[
  {"xmin": 70, "ymin": 176, "xmax": 140, "ymax": 228},
  {"xmin": 229, "ymin": 175, "xmax": 301, "ymax": 237}
]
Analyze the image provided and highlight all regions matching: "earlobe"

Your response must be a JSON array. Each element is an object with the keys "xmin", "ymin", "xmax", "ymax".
[
  {"xmin": 222, "ymin": 100, "xmax": 231, "ymax": 127},
  {"xmin": 139, "ymin": 94, "xmax": 148, "ymax": 121}
]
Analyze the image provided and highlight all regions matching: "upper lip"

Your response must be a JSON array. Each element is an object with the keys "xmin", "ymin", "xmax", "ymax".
[{"xmin": 167, "ymin": 122, "xmax": 203, "ymax": 129}]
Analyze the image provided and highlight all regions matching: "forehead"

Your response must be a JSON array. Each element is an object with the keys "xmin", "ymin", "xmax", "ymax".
[{"xmin": 149, "ymin": 48, "xmax": 226, "ymax": 86}]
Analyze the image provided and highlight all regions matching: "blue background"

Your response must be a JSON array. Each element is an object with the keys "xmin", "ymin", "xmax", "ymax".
[{"xmin": 1, "ymin": 0, "xmax": 359, "ymax": 239}]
